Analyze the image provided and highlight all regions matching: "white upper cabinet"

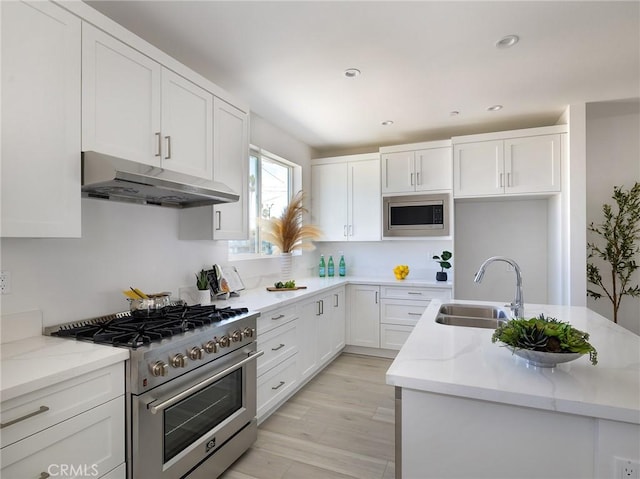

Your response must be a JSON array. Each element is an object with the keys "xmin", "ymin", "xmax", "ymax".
[
  {"xmin": 82, "ymin": 23, "xmax": 213, "ymax": 179},
  {"xmin": 82, "ymin": 23, "xmax": 161, "ymax": 167},
  {"xmin": 453, "ymin": 127, "xmax": 564, "ymax": 198},
  {"xmin": 1, "ymin": 0, "xmax": 81, "ymax": 237},
  {"xmin": 380, "ymin": 141, "xmax": 452, "ymax": 194},
  {"xmin": 312, "ymin": 154, "xmax": 380, "ymax": 242}
]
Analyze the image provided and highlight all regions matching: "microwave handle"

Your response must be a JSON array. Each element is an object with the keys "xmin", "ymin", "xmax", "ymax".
[{"xmin": 147, "ymin": 350, "xmax": 264, "ymax": 414}]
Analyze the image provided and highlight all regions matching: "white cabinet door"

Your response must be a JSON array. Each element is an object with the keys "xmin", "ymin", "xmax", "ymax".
[
  {"xmin": 212, "ymin": 98, "xmax": 249, "ymax": 239},
  {"xmin": 82, "ymin": 23, "xmax": 161, "ymax": 167},
  {"xmin": 346, "ymin": 285, "xmax": 380, "ymax": 348},
  {"xmin": 505, "ymin": 134, "xmax": 561, "ymax": 194},
  {"xmin": 329, "ymin": 288, "xmax": 346, "ymax": 353},
  {"xmin": 160, "ymin": 69, "xmax": 213, "ymax": 179},
  {"xmin": 298, "ymin": 299, "xmax": 319, "ymax": 381},
  {"xmin": 381, "ymin": 151, "xmax": 414, "ymax": 193},
  {"xmin": 311, "ymin": 162, "xmax": 349, "ymax": 241},
  {"xmin": 350, "ymin": 159, "xmax": 381, "ymax": 241},
  {"xmin": 453, "ymin": 140, "xmax": 504, "ymax": 197},
  {"xmin": 316, "ymin": 295, "xmax": 334, "ymax": 365},
  {"xmin": 415, "ymin": 147, "xmax": 452, "ymax": 192},
  {"xmin": 1, "ymin": 0, "xmax": 81, "ymax": 237}
]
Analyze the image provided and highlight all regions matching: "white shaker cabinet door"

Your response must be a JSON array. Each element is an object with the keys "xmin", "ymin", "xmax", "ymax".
[
  {"xmin": 160, "ymin": 69, "xmax": 213, "ymax": 179},
  {"xmin": 311, "ymin": 162, "xmax": 349, "ymax": 241},
  {"xmin": 504, "ymin": 134, "xmax": 561, "ymax": 194},
  {"xmin": 415, "ymin": 147, "xmax": 452, "ymax": 192},
  {"xmin": 453, "ymin": 140, "xmax": 504, "ymax": 197},
  {"xmin": 1, "ymin": 0, "xmax": 81, "ymax": 237},
  {"xmin": 82, "ymin": 23, "xmax": 162, "ymax": 167},
  {"xmin": 381, "ymin": 151, "xmax": 414, "ymax": 194},
  {"xmin": 350, "ymin": 158, "xmax": 381, "ymax": 241},
  {"xmin": 346, "ymin": 285, "xmax": 380, "ymax": 348}
]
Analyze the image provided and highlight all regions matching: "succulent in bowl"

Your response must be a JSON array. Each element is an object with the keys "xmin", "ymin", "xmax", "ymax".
[{"xmin": 491, "ymin": 314, "xmax": 598, "ymax": 366}]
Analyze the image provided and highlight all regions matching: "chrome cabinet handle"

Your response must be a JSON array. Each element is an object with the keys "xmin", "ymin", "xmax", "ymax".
[
  {"xmin": 407, "ymin": 291, "xmax": 422, "ymax": 295},
  {"xmin": 164, "ymin": 135, "xmax": 171, "ymax": 159},
  {"xmin": 344, "ymin": 225, "xmax": 348, "ymax": 237},
  {"xmin": 271, "ymin": 314, "xmax": 285, "ymax": 320},
  {"xmin": 375, "ymin": 291, "xmax": 379, "ymax": 304},
  {"xmin": 334, "ymin": 293, "xmax": 339, "ymax": 307},
  {"xmin": 407, "ymin": 312, "xmax": 422, "ymax": 316},
  {"xmin": 416, "ymin": 171, "xmax": 421, "ymax": 185},
  {"xmin": 507, "ymin": 172, "xmax": 512, "ymax": 187},
  {"xmin": 271, "ymin": 343, "xmax": 285, "ymax": 351},
  {"xmin": 271, "ymin": 381, "xmax": 285, "ymax": 390},
  {"xmin": 0, "ymin": 405, "xmax": 49, "ymax": 429},
  {"xmin": 349, "ymin": 225, "xmax": 353, "ymax": 236},
  {"xmin": 499, "ymin": 172, "xmax": 504, "ymax": 188},
  {"xmin": 149, "ymin": 350, "xmax": 264, "ymax": 414},
  {"xmin": 215, "ymin": 210, "xmax": 222, "ymax": 231},
  {"xmin": 155, "ymin": 132, "xmax": 161, "ymax": 157}
]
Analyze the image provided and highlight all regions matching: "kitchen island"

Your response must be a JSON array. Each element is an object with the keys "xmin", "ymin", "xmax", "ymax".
[{"xmin": 386, "ymin": 300, "xmax": 640, "ymax": 479}]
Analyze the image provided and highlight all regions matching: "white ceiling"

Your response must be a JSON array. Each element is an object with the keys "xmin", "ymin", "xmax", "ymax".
[{"xmin": 86, "ymin": 1, "xmax": 640, "ymax": 155}]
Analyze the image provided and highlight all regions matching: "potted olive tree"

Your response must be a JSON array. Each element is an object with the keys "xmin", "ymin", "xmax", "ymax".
[
  {"xmin": 587, "ymin": 182, "xmax": 640, "ymax": 324},
  {"xmin": 433, "ymin": 250, "xmax": 452, "ymax": 282}
]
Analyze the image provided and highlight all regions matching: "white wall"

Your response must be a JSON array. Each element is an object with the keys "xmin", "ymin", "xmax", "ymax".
[
  {"xmin": 453, "ymin": 199, "xmax": 550, "ymax": 305},
  {"xmin": 0, "ymin": 113, "xmax": 315, "ymax": 327},
  {"xmin": 586, "ymin": 99, "xmax": 640, "ymax": 334}
]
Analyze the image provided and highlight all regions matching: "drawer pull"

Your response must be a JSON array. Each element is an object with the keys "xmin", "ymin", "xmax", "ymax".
[
  {"xmin": 271, "ymin": 314, "xmax": 285, "ymax": 320},
  {"xmin": 407, "ymin": 291, "xmax": 423, "ymax": 295},
  {"xmin": 0, "ymin": 405, "xmax": 49, "ymax": 429},
  {"xmin": 272, "ymin": 381, "xmax": 285, "ymax": 390},
  {"xmin": 407, "ymin": 312, "xmax": 422, "ymax": 316},
  {"xmin": 271, "ymin": 343, "xmax": 285, "ymax": 351},
  {"xmin": 40, "ymin": 473, "xmax": 51, "ymax": 479}
]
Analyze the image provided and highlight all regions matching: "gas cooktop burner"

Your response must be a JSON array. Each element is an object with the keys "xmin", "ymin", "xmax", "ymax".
[{"xmin": 51, "ymin": 304, "xmax": 249, "ymax": 348}]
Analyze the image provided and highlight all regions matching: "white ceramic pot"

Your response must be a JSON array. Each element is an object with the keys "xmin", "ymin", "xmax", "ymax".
[
  {"xmin": 280, "ymin": 252, "xmax": 293, "ymax": 279},
  {"xmin": 197, "ymin": 289, "xmax": 211, "ymax": 305}
]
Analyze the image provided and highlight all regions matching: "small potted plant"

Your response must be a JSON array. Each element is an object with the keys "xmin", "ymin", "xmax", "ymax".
[
  {"xmin": 195, "ymin": 269, "xmax": 210, "ymax": 304},
  {"xmin": 433, "ymin": 250, "xmax": 452, "ymax": 282}
]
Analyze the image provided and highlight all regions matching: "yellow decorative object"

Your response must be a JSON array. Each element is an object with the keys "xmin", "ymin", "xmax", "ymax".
[{"xmin": 393, "ymin": 264, "xmax": 409, "ymax": 280}]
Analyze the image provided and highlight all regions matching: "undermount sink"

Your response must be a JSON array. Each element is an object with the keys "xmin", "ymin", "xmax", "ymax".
[{"xmin": 435, "ymin": 303, "xmax": 509, "ymax": 329}]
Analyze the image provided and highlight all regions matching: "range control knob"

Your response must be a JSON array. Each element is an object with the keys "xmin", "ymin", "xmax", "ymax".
[
  {"xmin": 218, "ymin": 335, "xmax": 230, "ymax": 348},
  {"xmin": 150, "ymin": 361, "xmax": 169, "ymax": 377},
  {"xmin": 204, "ymin": 340, "xmax": 218, "ymax": 354},
  {"xmin": 188, "ymin": 346, "xmax": 205, "ymax": 360},
  {"xmin": 242, "ymin": 327, "xmax": 255, "ymax": 339},
  {"xmin": 231, "ymin": 330, "xmax": 242, "ymax": 342},
  {"xmin": 170, "ymin": 353, "xmax": 188, "ymax": 368}
]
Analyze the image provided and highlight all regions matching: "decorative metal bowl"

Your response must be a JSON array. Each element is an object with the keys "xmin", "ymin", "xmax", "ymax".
[{"xmin": 508, "ymin": 348, "xmax": 583, "ymax": 368}]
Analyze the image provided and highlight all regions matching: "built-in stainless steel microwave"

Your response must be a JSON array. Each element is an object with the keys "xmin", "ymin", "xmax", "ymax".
[{"xmin": 383, "ymin": 193, "xmax": 450, "ymax": 237}]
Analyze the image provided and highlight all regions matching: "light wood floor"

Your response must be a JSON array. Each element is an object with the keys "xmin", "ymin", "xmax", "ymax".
[{"xmin": 221, "ymin": 353, "xmax": 396, "ymax": 479}]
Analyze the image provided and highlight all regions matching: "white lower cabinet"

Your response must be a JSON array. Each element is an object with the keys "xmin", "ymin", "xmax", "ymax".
[
  {"xmin": 0, "ymin": 363, "xmax": 125, "ymax": 479},
  {"xmin": 257, "ymin": 355, "xmax": 299, "ymax": 421},
  {"xmin": 346, "ymin": 284, "xmax": 380, "ymax": 348}
]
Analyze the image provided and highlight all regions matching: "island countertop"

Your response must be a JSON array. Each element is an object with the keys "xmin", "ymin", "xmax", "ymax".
[{"xmin": 386, "ymin": 299, "xmax": 640, "ymax": 424}]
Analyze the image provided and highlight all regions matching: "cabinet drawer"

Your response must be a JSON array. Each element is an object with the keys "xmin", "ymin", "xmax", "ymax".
[
  {"xmin": 380, "ymin": 299, "xmax": 428, "ymax": 326},
  {"xmin": 1, "ymin": 396, "xmax": 125, "ymax": 479},
  {"xmin": 380, "ymin": 324, "xmax": 414, "ymax": 351},
  {"xmin": 257, "ymin": 355, "xmax": 299, "ymax": 421},
  {"xmin": 257, "ymin": 304, "xmax": 298, "ymax": 335},
  {"xmin": 0, "ymin": 362, "xmax": 124, "ymax": 448},
  {"xmin": 257, "ymin": 320, "xmax": 298, "ymax": 377},
  {"xmin": 380, "ymin": 286, "xmax": 451, "ymax": 301}
]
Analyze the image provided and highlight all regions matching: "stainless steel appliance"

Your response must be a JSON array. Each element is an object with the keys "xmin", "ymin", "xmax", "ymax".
[
  {"xmin": 46, "ymin": 304, "xmax": 261, "ymax": 479},
  {"xmin": 383, "ymin": 193, "xmax": 450, "ymax": 237}
]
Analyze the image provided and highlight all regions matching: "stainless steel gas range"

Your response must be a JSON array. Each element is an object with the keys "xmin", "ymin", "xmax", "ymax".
[{"xmin": 45, "ymin": 304, "xmax": 262, "ymax": 479}]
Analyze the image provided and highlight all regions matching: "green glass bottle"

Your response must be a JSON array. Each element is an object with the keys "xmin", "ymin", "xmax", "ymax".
[
  {"xmin": 328, "ymin": 255, "xmax": 335, "ymax": 277},
  {"xmin": 319, "ymin": 254, "xmax": 326, "ymax": 277},
  {"xmin": 339, "ymin": 253, "xmax": 346, "ymax": 276}
]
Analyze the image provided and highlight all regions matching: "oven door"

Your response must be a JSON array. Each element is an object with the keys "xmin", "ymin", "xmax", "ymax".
[{"xmin": 132, "ymin": 346, "xmax": 263, "ymax": 479}]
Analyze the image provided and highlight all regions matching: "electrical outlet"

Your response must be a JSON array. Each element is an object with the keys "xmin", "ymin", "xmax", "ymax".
[
  {"xmin": 615, "ymin": 457, "xmax": 640, "ymax": 479},
  {"xmin": 0, "ymin": 271, "xmax": 10, "ymax": 294}
]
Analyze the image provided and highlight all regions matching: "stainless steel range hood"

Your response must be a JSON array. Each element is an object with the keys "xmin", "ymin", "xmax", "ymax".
[{"xmin": 81, "ymin": 152, "xmax": 239, "ymax": 208}]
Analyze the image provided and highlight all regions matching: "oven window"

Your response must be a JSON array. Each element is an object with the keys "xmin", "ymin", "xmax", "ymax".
[{"xmin": 164, "ymin": 369, "xmax": 243, "ymax": 463}]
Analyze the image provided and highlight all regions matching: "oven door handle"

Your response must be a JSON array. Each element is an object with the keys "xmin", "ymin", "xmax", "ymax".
[{"xmin": 148, "ymin": 350, "xmax": 264, "ymax": 414}]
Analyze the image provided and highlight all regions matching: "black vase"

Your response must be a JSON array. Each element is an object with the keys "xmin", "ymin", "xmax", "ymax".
[{"xmin": 436, "ymin": 271, "xmax": 448, "ymax": 282}]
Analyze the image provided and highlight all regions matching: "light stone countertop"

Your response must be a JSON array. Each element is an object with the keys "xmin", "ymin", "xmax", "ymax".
[
  {"xmin": 0, "ymin": 276, "xmax": 451, "ymax": 401},
  {"xmin": 386, "ymin": 299, "xmax": 640, "ymax": 424}
]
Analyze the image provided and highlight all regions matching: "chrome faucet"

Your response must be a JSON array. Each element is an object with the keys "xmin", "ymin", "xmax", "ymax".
[{"xmin": 474, "ymin": 256, "xmax": 524, "ymax": 318}]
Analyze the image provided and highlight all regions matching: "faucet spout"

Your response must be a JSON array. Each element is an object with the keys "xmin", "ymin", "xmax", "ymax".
[{"xmin": 474, "ymin": 256, "xmax": 524, "ymax": 318}]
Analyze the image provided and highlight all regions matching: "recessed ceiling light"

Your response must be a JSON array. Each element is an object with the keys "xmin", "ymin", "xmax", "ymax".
[
  {"xmin": 381, "ymin": 120, "xmax": 394, "ymax": 126},
  {"xmin": 344, "ymin": 68, "xmax": 361, "ymax": 78},
  {"xmin": 450, "ymin": 111, "xmax": 460, "ymax": 117},
  {"xmin": 495, "ymin": 34, "xmax": 519, "ymax": 49},
  {"xmin": 487, "ymin": 105, "xmax": 503, "ymax": 112}
]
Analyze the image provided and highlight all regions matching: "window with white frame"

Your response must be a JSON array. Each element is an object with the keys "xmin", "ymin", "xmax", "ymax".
[{"xmin": 229, "ymin": 147, "xmax": 299, "ymax": 258}]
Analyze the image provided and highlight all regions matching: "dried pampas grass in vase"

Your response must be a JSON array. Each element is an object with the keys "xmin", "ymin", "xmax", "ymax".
[{"xmin": 261, "ymin": 191, "xmax": 322, "ymax": 277}]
